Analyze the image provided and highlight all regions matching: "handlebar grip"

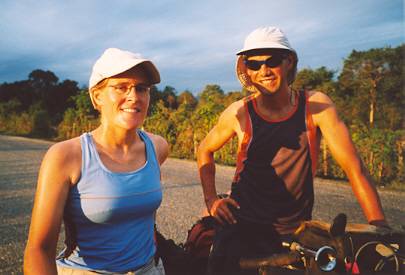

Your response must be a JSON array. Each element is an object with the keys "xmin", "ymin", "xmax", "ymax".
[{"xmin": 240, "ymin": 252, "xmax": 301, "ymax": 269}]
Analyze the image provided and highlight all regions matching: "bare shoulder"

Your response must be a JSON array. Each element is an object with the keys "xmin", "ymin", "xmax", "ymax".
[
  {"xmin": 42, "ymin": 137, "xmax": 82, "ymax": 184},
  {"xmin": 145, "ymin": 132, "xmax": 169, "ymax": 164},
  {"xmin": 306, "ymin": 90, "xmax": 340, "ymax": 127},
  {"xmin": 306, "ymin": 91, "xmax": 335, "ymax": 115},
  {"xmin": 219, "ymin": 98, "xmax": 247, "ymax": 126},
  {"xmin": 307, "ymin": 90, "xmax": 334, "ymax": 104},
  {"xmin": 46, "ymin": 137, "xmax": 81, "ymax": 160},
  {"xmin": 225, "ymin": 98, "xmax": 246, "ymax": 117},
  {"xmin": 145, "ymin": 132, "xmax": 168, "ymax": 149},
  {"xmin": 213, "ymin": 97, "xmax": 250, "ymax": 139}
]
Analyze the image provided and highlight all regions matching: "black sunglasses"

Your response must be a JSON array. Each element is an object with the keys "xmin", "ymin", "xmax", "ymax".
[{"xmin": 243, "ymin": 54, "xmax": 287, "ymax": 71}]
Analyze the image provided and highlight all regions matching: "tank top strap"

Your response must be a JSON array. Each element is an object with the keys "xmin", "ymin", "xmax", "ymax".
[
  {"xmin": 79, "ymin": 132, "xmax": 95, "ymax": 173},
  {"xmin": 293, "ymin": 89, "xmax": 306, "ymax": 122},
  {"xmin": 245, "ymin": 96, "xmax": 259, "ymax": 128},
  {"xmin": 137, "ymin": 129, "xmax": 160, "ymax": 169}
]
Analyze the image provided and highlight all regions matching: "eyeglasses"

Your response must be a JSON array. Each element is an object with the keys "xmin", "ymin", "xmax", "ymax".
[
  {"xmin": 244, "ymin": 54, "xmax": 287, "ymax": 71},
  {"xmin": 107, "ymin": 83, "xmax": 151, "ymax": 95}
]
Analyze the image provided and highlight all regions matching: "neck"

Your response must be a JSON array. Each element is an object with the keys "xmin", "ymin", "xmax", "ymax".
[
  {"xmin": 257, "ymin": 86, "xmax": 292, "ymax": 111},
  {"xmin": 92, "ymin": 123, "xmax": 139, "ymax": 153}
]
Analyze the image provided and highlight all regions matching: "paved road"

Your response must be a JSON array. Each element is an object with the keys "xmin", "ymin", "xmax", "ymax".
[{"xmin": 0, "ymin": 135, "xmax": 404, "ymax": 274}]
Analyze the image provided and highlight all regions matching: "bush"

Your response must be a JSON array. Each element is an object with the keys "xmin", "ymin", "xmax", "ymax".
[
  {"xmin": 317, "ymin": 125, "xmax": 404, "ymax": 187},
  {"xmin": 57, "ymin": 108, "xmax": 98, "ymax": 140},
  {"xmin": 31, "ymin": 109, "xmax": 53, "ymax": 137}
]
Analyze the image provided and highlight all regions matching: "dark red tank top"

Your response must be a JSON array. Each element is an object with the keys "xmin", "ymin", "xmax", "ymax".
[{"xmin": 231, "ymin": 91, "xmax": 319, "ymax": 234}]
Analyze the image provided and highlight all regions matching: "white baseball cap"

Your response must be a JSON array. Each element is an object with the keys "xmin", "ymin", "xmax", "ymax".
[
  {"xmin": 236, "ymin": 26, "xmax": 296, "ymax": 55},
  {"xmin": 89, "ymin": 48, "xmax": 160, "ymax": 90}
]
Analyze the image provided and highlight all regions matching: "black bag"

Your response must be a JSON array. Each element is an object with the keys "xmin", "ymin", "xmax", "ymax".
[
  {"xmin": 154, "ymin": 228, "xmax": 190, "ymax": 274},
  {"xmin": 155, "ymin": 216, "xmax": 217, "ymax": 275},
  {"xmin": 183, "ymin": 216, "xmax": 217, "ymax": 275}
]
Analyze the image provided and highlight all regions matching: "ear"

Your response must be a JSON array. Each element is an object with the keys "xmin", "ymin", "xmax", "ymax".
[
  {"xmin": 89, "ymin": 88, "xmax": 104, "ymax": 111},
  {"xmin": 285, "ymin": 54, "xmax": 294, "ymax": 69}
]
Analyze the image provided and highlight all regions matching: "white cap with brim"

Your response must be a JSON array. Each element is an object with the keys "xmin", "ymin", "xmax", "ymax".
[
  {"xmin": 89, "ymin": 48, "xmax": 160, "ymax": 90},
  {"xmin": 236, "ymin": 26, "xmax": 296, "ymax": 55}
]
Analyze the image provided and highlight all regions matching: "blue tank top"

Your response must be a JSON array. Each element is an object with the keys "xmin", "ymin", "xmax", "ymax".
[{"xmin": 56, "ymin": 130, "xmax": 162, "ymax": 273}]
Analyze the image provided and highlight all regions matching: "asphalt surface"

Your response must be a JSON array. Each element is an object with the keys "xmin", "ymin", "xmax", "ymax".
[{"xmin": 0, "ymin": 135, "xmax": 404, "ymax": 274}]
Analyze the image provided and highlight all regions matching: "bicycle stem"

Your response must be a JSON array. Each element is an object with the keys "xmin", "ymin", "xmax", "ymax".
[{"xmin": 283, "ymin": 241, "xmax": 337, "ymax": 272}]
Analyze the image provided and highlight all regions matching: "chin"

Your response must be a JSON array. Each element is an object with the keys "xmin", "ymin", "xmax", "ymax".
[
  {"xmin": 115, "ymin": 120, "xmax": 143, "ymax": 130},
  {"xmin": 258, "ymin": 86, "xmax": 280, "ymax": 95}
]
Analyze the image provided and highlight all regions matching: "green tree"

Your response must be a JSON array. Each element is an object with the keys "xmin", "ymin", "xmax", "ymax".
[
  {"xmin": 337, "ymin": 46, "xmax": 404, "ymax": 129},
  {"xmin": 193, "ymin": 84, "xmax": 226, "ymax": 147},
  {"xmin": 73, "ymin": 89, "xmax": 98, "ymax": 118},
  {"xmin": 177, "ymin": 90, "xmax": 197, "ymax": 108},
  {"xmin": 0, "ymin": 80, "xmax": 32, "ymax": 111},
  {"xmin": 0, "ymin": 70, "xmax": 81, "ymax": 137},
  {"xmin": 49, "ymin": 79, "xmax": 80, "ymax": 121},
  {"xmin": 161, "ymin": 86, "xmax": 178, "ymax": 109},
  {"xmin": 198, "ymin": 84, "xmax": 224, "ymax": 106},
  {"xmin": 351, "ymin": 124, "xmax": 403, "ymax": 185},
  {"xmin": 223, "ymin": 91, "xmax": 245, "ymax": 107},
  {"xmin": 293, "ymin": 66, "xmax": 335, "ymax": 92},
  {"xmin": 149, "ymin": 85, "xmax": 162, "ymax": 113},
  {"xmin": 170, "ymin": 103, "xmax": 196, "ymax": 158},
  {"xmin": 31, "ymin": 109, "xmax": 53, "ymax": 137},
  {"xmin": 28, "ymin": 69, "xmax": 59, "ymax": 104},
  {"xmin": 57, "ymin": 90, "xmax": 98, "ymax": 139},
  {"xmin": 28, "ymin": 69, "xmax": 58, "ymax": 91},
  {"xmin": 144, "ymin": 100, "xmax": 175, "ymax": 144}
]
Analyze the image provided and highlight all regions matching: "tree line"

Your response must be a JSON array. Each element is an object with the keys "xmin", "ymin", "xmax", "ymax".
[{"xmin": 0, "ymin": 45, "xmax": 403, "ymax": 187}]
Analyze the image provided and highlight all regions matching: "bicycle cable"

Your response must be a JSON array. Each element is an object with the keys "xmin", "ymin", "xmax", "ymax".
[{"xmin": 354, "ymin": 240, "xmax": 399, "ymax": 272}]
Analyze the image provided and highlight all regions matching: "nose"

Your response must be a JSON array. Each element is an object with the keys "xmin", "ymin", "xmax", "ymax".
[
  {"xmin": 259, "ymin": 63, "xmax": 271, "ymax": 74},
  {"xmin": 126, "ymin": 86, "xmax": 138, "ymax": 100}
]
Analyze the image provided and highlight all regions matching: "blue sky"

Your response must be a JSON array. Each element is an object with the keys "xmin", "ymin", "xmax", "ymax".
[{"xmin": 0, "ymin": 0, "xmax": 403, "ymax": 94}]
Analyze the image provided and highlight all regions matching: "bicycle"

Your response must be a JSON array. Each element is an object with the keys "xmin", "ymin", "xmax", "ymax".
[{"xmin": 239, "ymin": 213, "xmax": 405, "ymax": 274}]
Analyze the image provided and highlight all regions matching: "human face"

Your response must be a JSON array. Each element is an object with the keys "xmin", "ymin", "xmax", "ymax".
[
  {"xmin": 96, "ymin": 69, "xmax": 151, "ymax": 130},
  {"xmin": 245, "ymin": 51, "xmax": 292, "ymax": 95}
]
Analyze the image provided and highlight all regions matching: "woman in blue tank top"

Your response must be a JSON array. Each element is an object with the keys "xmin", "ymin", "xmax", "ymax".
[{"xmin": 24, "ymin": 48, "xmax": 168, "ymax": 274}]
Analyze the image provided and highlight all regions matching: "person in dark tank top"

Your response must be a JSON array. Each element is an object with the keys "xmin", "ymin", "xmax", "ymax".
[
  {"xmin": 197, "ymin": 26, "xmax": 390, "ymax": 274},
  {"xmin": 24, "ymin": 48, "xmax": 168, "ymax": 274}
]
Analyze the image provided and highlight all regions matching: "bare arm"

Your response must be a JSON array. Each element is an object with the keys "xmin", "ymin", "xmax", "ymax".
[
  {"xmin": 197, "ymin": 102, "xmax": 242, "ymax": 224},
  {"xmin": 24, "ymin": 139, "xmax": 81, "ymax": 274},
  {"xmin": 309, "ymin": 92, "xmax": 387, "ymax": 225}
]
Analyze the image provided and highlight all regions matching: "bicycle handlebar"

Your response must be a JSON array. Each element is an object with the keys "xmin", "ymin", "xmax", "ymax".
[
  {"xmin": 239, "ymin": 251, "xmax": 301, "ymax": 269},
  {"xmin": 287, "ymin": 242, "xmax": 337, "ymax": 272},
  {"xmin": 240, "ymin": 241, "xmax": 337, "ymax": 272}
]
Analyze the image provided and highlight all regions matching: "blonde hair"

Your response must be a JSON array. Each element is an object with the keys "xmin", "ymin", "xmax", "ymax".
[
  {"xmin": 90, "ymin": 78, "xmax": 109, "ymax": 93},
  {"xmin": 89, "ymin": 78, "xmax": 109, "ymax": 111}
]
